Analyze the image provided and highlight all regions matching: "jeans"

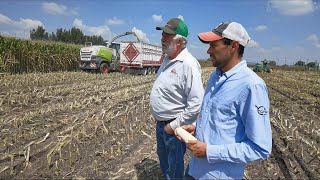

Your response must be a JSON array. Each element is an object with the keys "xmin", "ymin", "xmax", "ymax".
[{"xmin": 156, "ymin": 121, "xmax": 186, "ymax": 180}]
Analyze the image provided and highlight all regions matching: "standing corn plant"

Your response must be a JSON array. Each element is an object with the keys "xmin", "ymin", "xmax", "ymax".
[{"xmin": 0, "ymin": 35, "xmax": 81, "ymax": 74}]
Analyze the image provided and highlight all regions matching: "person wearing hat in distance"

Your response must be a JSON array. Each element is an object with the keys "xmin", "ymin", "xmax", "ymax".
[
  {"xmin": 149, "ymin": 17, "xmax": 204, "ymax": 179},
  {"xmin": 175, "ymin": 22, "xmax": 272, "ymax": 179}
]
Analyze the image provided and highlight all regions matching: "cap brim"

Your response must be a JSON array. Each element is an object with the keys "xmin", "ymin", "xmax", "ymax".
[
  {"xmin": 198, "ymin": 32, "xmax": 223, "ymax": 44},
  {"xmin": 156, "ymin": 26, "xmax": 176, "ymax": 34}
]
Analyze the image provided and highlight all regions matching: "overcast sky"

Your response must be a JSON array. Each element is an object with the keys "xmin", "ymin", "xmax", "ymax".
[{"xmin": 0, "ymin": 0, "xmax": 319, "ymax": 65}]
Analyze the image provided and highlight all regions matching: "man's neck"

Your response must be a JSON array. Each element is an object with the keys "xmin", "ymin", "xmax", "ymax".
[
  {"xmin": 168, "ymin": 47, "xmax": 184, "ymax": 60},
  {"xmin": 221, "ymin": 57, "xmax": 241, "ymax": 73}
]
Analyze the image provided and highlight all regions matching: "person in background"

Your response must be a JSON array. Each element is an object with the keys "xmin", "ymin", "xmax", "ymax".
[
  {"xmin": 149, "ymin": 17, "xmax": 204, "ymax": 179},
  {"xmin": 176, "ymin": 21, "xmax": 272, "ymax": 179}
]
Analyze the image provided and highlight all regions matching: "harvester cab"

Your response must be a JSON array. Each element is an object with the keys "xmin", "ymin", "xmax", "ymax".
[{"xmin": 253, "ymin": 60, "xmax": 272, "ymax": 73}]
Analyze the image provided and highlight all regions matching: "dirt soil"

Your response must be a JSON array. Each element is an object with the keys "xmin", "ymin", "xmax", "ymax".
[{"xmin": 0, "ymin": 68, "xmax": 319, "ymax": 179}]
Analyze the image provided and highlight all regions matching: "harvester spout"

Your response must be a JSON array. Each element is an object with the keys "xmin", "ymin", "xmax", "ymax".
[{"xmin": 107, "ymin": 32, "xmax": 141, "ymax": 48}]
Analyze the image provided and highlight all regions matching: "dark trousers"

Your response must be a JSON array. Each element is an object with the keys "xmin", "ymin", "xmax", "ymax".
[{"xmin": 156, "ymin": 121, "xmax": 186, "ymax": 180}]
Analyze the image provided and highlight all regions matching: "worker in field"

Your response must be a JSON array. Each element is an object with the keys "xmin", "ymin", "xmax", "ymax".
[
  {"xmin": 149, "ymin": 17, "xmax": 204, "ymax": 179},
  {"xmin": 175, "ymin": 22, "xmax": 272, "ymax": 179}
]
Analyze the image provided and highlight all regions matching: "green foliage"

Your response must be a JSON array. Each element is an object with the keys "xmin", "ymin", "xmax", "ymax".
[
  {"xmin": 306, "ymin": 62, "xmax": 316, "ymax": 68},
  {"xmin": 295, "ymin": 60, "xmax": 305, "ymax": 66},
  {"xmin": 30, "ymin": 26, "xmax": 49, "ymax": 40},
  {"xmin": 269, "ymin": 60, "xmax": 277, "ymax": 66},
  {"xmin": 30, "ymin": 26, "xmax": 105, "ymax": 45},
  {"xmin": 0, "ymin": 35, "xmax": 82, "ymax": 73}
]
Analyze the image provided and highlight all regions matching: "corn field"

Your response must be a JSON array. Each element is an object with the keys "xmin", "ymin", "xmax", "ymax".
[
  {"xmin": 0, "ymin": 67, "xmax": 319, "ymax": 179},
  {"xmin": 0, "ymin": 36, "xmax": 80, "ymax": 74}
]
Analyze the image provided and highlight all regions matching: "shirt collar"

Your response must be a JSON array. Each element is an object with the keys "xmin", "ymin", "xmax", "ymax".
[{"xmin": 216, "ymin": 60, "xmax": 247, "ymax": 78}]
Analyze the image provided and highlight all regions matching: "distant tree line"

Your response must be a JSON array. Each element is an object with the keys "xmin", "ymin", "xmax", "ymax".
[
  {"xmin": 294, "ymin": 60, "xmax": 318, "ymax": 68},
  {"xmin": 30, "ymin": 26, "xmax": 105, "ymax": 45},
  {"xmin": 256, "ymin": 59, "xmax": 318, "ymax": 68}
]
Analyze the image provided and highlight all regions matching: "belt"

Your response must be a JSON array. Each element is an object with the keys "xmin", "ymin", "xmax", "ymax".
[{"xmin": 158, "ymin": 118, "xmax": 176, "ymax": 125}]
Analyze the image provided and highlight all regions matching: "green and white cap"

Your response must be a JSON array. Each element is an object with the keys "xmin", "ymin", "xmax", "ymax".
[{"xmin": 156, "ymin": 18, "xmax": 188, "ymax": 37}]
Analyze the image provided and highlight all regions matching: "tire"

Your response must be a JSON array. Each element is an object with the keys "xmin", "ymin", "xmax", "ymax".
[
  {"xmin": 142, "ymin": 68, "xmax": 147, "ymax": 76},
  {"xmin": 151, "ymin": 67, "xmax": 156, "ymax": 74},
  {"xmin": 269, "ymin": 68, "xmax": 273, "ymax": 73},
  {"xmin": 99, "ymin": 63, "xmax": 110, "ymax": 74},
  {"xmin": 146, "ymin": 67, "xmax": 151, "ymax": 75}
]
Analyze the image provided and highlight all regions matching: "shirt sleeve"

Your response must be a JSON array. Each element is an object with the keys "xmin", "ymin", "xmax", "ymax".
[
  {"xmin": 206, "ymin": 83, "xmax": 272, "ymax": 164},
  {"xmin": 170, "ymin": 66, "xmax": 204, "ymax": 130}
]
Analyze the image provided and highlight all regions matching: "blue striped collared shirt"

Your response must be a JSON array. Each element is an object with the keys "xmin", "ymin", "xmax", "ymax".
[{"xmin": 189, "ymin": 60, "xmax": 272, "ymax": 179}]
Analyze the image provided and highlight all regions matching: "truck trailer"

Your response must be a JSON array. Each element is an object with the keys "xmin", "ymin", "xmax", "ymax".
[{"xmin": 120, "ymin": 41, "xmax": 163, "ymax": 75}]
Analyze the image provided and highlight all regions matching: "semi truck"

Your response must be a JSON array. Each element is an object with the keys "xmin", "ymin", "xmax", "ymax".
[{"xmin": 79, "ymin": 32, "xmax": 163, "ymax": 74}]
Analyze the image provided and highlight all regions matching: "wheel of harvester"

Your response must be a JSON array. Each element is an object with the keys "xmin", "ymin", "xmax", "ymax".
[{"xmin": 99, "ymin": 63, "xmax": 110, "ymax": 74}]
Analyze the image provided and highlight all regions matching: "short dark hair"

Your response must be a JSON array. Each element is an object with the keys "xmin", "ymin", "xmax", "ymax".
[{"xmin": 222, "ymin": 38, "xmax": 244, "ymax": 58}]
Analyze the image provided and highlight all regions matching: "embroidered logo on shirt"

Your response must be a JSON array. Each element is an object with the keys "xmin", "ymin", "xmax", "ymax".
[
  {"xmin": 171, "ymin": 68, "xmax": 177, "ymax": 75},
  {"xmin": 255, "ymin": 105, "xmax": 268, "ymax": 115}
]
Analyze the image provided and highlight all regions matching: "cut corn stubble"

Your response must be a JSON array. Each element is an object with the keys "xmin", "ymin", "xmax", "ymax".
[{"xmin": 176, "ymin": 127, "xmax": 197, "ymax": 143}]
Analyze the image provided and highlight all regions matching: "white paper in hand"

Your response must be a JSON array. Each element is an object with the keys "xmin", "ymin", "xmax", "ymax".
[{"xmin": 176, "ymin": 127, "xmax": 197, "ymax": 143}]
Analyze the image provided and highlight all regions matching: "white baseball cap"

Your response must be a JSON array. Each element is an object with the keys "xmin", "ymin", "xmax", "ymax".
[{"xmin": 198, "ymin": 22, "xmax": 250, "ymax": 47}]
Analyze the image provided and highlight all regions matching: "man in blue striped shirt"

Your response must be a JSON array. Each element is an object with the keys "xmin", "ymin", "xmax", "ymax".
[{"xmin": 176, "ymin": 22, "xmax": 272, "ymax": 179}]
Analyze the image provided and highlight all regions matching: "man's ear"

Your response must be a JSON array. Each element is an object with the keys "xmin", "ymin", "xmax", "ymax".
[
  {"xmin": 231, "ymin": 41, "xmax": 239, "ymax": 52},
  {"xmin": 176, "ymin": 38, "xmax": 182, "ymax": 46}
]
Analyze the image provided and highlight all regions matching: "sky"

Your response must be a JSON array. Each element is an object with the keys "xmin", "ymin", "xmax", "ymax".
[{"xmin": 0, "ymin": 0, "xmax": 319, "ymax": 65}]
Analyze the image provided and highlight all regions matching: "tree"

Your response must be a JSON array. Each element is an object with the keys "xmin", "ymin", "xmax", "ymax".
[
  {"xmin": 84, "ymin": 35, "xmax": 104, "ymax": 45},
  {"xmin": 55, "ymin": 28, "xmax": 63, "ymax": 42},
  {"xmin": 307, "ymin": 62, "xmax": 316, "ymax": 68},
  {"xmin": 70, "ymin": 27, "xmax": 84, "ymax": 44},
  {"xmin": 295, "ymin": 60, "xmax": 305, "ymax": 66},
  {"xmin": 48, "ymin": 32, "xmax": 56, "ymax": 41},
  {"xmin": 269, "ymin": 60, "xmax": 277, "ymax": 66},
  {"xmin": 29, "ymin": 26, "xmax": 105, "ymax": 45},
  {"xmin": 30, "ymin": 26, "xmax": 49, "ymax": 40}
]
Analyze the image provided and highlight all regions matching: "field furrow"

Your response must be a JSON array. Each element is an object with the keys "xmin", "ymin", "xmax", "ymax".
[{"xmin": 1, "ymin": 68, "xmax": 319, "ymax": 179}]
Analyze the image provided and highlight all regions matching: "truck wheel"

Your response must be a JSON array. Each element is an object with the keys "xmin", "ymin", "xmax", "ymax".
[
  {"xmin": 146, "ymin": 67, "xmax": 151, "ymax": 75},
  {"xmin": 151, "ymin": 67, "xmax": 155, "ymax": 74},
  {"xmin": 142, "ymin": 68, "xmax": 147, "ymax": 76},
  {"xmin": 99, "ymin": 63, "xmax": 110, "ymax": 73}
]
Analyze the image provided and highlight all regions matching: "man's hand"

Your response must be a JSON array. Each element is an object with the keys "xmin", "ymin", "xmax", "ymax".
[
  {"xmin": 186, "ymin": 140, "xmax": 207, "ymax": 158},
  {"xmin": 165, "ymin": 124, "xmax": 174, "ymax": 134},
  {"xmin": 174, "ymin": 124, "xmax": 196, "ymax": 142}
]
